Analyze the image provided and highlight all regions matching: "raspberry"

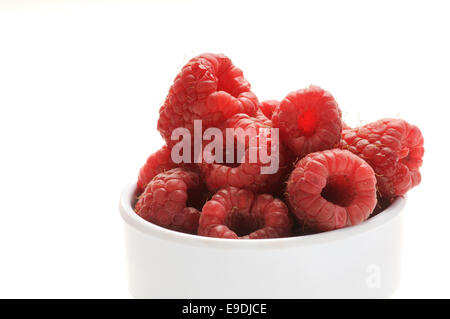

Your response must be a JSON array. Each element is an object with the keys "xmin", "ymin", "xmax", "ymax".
[
  {"xmin": 137, "ymin": 145, "xmax": 178, "ymax": 193},
  {"xmin": 272, "ymin": 85, "xmax": 342, "ymax": 157},
  {"xmin": 135, "ymin": 168, "xmax": 207, "ymax": 234},
  {"xmin": 286, "ymin": 149, "xmax": 377, "ymax": 231},
  {"xmin": 137, "ymin": 145, "xmax": 198, "ymax": 194},
  {"xmin": 341, "ymin": 118, "xmax": 424, "ymax": 198},
  {"xmin": 157, "ymin": 53, "xmax": 258, "ymax": 148},
  {"xmin": 198, "ymin": 187, "xmax": 292, "ymax": 239},
  {"xmin": 199, "ymin": 113, "xmax": 290, "ymax": 193},
  {"xmin": 259, "ymin": 100, "xmax": 279, "ymax": 119}
]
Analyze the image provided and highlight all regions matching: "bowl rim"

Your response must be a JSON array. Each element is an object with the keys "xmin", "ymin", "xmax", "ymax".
[{"xmin": 119, "ymin": 180, "xmax": 406, "ymax": 249}]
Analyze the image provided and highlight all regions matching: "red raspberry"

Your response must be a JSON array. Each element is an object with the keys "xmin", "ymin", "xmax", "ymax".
[
  {"xmin": 259, "ymin": 100, "xmax": 279, "ymax": 119},
  {"xmin": 137, "ymin": 145, "xmax": 178, "ymax": 193},
  {"xmin": 286, "ymin": 149, "xmax": 377, "ymax": 231},
  {"xmin": 157, "ymin": 53, "xmax": 258, "ymax": 148},
  {"xmin": 198, "ymin": 187, "xmax": 292, "ymax": 239},
  {"xmin": 272, "ymin": 85, "xmax": 342, "ymax": 157},
  {"xmin": 137, "ymin": 145, "xmax": 198, "ymax": 194},
  {"xmin": 199, "ymin": 113, "xmax": 290, "ymax": 193},
  {"xmin": 341, "ymin": 118, "xmax": 424, "ymax": 198},
  {"xmin": 135, "ymin": 168, "xmax": 207, "ymax": 234}
]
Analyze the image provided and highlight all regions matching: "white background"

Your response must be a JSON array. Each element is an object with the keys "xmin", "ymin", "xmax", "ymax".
[{"xmin": 0, "ymin": 0, "xmax": 449, "ymax": 298}]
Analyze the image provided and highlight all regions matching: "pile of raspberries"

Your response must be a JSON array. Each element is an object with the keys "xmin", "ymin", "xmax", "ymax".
[{"xmin": 134, "ymin": 53, "xmax": 424, "ymax": 239}]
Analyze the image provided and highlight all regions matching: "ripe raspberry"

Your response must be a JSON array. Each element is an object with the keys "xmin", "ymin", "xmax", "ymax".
[
  {"xmin": 259, "ymin": 100, "xmax": 279, "ymax": 119},
  {"xmin": 286, "ymin": 149, "xmax": 377, "ymax": 231},
  {"xmin": 137, "ymin": 145, "xmax": 178, "ymax": 193},
  {"xmin": 135, "ymin": 168, "xmax": 207, "ymax": 234},
  {"xmin": 341, "ymin": 118, "xmax": 424, "ymax": 198},
  {"xmin": 198, "ymin": 187, "xmax": 292, "ymax": 239},
  {"xmin": 199, "ymin": 113, "xmax": 290, "ymax": 193},
  {"xmin": 137, "ymin": 145, "xmax": 199, "ymax": 194},
  {"xmin": 272, "ymin": 85, "xmax": 342, "ymax": 157},
  {"xmin": 157, "ymin": 53, "xmax": 258, "ymax": 148}
]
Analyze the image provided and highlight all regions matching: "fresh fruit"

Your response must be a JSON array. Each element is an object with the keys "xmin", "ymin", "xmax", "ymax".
[
  {"xmin": 272, "ymin": 85, "xmax": 342, "ymax": 157},
  {"xmin": 132, "ymin": 53, "xmax": 425, "ymax": 238},
  {"xmin": 286, "ymin": 149, "xmax": 377, "ymax": 231},
  {"xmin": 137, "ymin": 145, "xmax": 199, "ymax": 194},
  {"xmin": 199, "ymin": 113, "xmax": 290, "ymax": 193},
  {"xmin": 341, "ymin": 118, "xmax": 424, "ymax": 198},
  {"xmin": 135, "ymin": 168, "xmax": 207, "ymax": 234},
  {"xmin": 198, "ymin": 186, "xmax": 292, "ymax": 239},
  {"xmin": 157, "ymin": 53, "xmax": 259, "ymax": 148},
  {"xmin": 137, "ymin": 145, "xmax": 179, "ymax": 193}
]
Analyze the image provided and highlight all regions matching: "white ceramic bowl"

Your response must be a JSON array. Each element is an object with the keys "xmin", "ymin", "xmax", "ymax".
[{"xmin": 120, "ymin": 180, "xmax": 405, "ymax": 298}]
